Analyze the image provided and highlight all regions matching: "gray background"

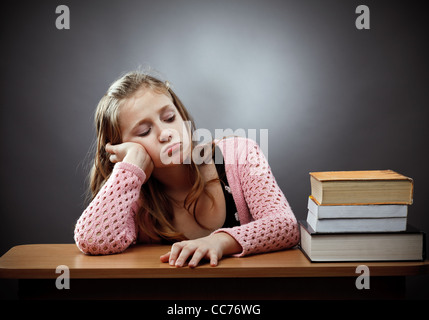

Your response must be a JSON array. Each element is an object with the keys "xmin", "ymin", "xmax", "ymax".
[{"xmin": 1, "ymin": 0, "xmax": 428, "ymax": 298}]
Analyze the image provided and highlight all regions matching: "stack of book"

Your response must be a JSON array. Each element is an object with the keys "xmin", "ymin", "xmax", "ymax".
[{"xmin": 299, "ymin": 170, "xmax": 425, "ymax": 262}]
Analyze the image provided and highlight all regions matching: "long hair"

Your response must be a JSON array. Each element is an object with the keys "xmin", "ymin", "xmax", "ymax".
[{"xmin": 89, "ymin": 71, "xmax": 215, "ymax": 242}]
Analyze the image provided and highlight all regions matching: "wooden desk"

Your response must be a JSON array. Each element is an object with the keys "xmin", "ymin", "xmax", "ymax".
[{"xmin": 1, "ymin": 244, "xmax": 428, "ymax": 300}]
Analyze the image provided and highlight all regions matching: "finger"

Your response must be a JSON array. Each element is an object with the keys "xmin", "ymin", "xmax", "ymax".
[
  {"xmin": 175, "ymin": 244, "xmax": 196, "ymax": 267},
  {"xmin": 109, "ymin": 154, "xmax": 119, "ymax": 163},
  {"xmin": 169, "ymin": 242, "xmax": 185, "ymax": 266},
  {"xmin": 209, "ymin": 250, "xmax": 219, "ymax": 267},
  {"xmin": 188, "ymin": 248, "xmax": 208, "ymax": 268},
  {"xmin": 160, "ymin": 251, "xmax": 171, "ymax": 263},
  {"xmin": 105, "ymin": 143, "xmax": 114, "ymax": 153}
]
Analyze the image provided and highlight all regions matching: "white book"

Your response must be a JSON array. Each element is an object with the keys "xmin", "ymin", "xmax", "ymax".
[
  {"xmin": 307, "ymin": 196, "xmax": 408, "ymax": 219},
  {"xmin": 306, "ymin": 209, "xmax": 407, "ymax": 233}
]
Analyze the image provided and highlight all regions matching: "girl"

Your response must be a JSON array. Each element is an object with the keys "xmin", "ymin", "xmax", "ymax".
[{"xmin": 74, "ymin": 71, "xmax": 299, "ymax": 267}]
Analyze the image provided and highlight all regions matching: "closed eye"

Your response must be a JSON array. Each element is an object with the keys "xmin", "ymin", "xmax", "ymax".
[
  {"xmin": 136, "ymin": 110, "xmax": 175, "ymax": 137},
  {"xmin": 165, "ymin": 114, "xmax": 175, "ymax": 123},
  {"xmin": 138, "ymin": 128, "xmax": 151, "ymax": 137}
]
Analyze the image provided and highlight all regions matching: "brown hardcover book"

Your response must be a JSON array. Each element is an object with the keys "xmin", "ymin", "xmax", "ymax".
[{"xmin": 309, "ymin": 170, "xmax": 413, "ymax": 205}]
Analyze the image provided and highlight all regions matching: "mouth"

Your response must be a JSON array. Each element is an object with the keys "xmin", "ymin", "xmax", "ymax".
[{"xmin": 163, "ymin": 142, "xmax": 182, "ymax": 156}]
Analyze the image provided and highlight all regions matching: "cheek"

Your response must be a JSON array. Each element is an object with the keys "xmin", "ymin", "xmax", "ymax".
[
  {"xmin": 124, "ymin": 138, "xmax": 160, "ymax": 162},
  {"xmin": 141, "ymin": 143, "xmax": 160, "ymax": 163},
  {"xmin": 175, "ymin": 119, "xmax": 191, "ymax": 142}
]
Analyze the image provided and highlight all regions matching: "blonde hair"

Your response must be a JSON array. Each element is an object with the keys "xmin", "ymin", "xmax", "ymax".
[{"xmin": 89, "ymin": 71, "xmax": 215, "ymax": 242}]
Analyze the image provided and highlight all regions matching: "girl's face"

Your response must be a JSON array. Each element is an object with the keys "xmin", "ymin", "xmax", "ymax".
[{"xmin": 119, "ymin": 88, "xmax": 191, "ymax": 168}]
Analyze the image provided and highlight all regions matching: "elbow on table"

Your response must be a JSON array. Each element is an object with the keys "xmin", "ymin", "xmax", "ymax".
[
  {"xmin": 74, "ymin": 227, "xmax": 133, "ymax": 255},
  {"xmin": 288, "ymin": 217, "xmax": 300, "ymax": 248}
]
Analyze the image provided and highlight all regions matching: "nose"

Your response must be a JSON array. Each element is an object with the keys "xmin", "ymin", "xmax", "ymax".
[{"xmin": 159, "ymin": 128, "xmax": 173, "ymax": 142}]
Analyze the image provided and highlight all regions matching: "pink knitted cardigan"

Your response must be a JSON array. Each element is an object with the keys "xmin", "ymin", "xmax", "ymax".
[{"xmin": 74, "ymin": 137, "xmax": 300, "ymax": 256}]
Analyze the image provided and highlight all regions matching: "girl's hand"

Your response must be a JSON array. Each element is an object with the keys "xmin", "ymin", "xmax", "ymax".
[
  {"xmin": 160, "ymin": 233, "xmax": 242, "ymax": 268},
  {"xmin": 105, "ymin": 142, "xmax": 154, "ymax": 182}
]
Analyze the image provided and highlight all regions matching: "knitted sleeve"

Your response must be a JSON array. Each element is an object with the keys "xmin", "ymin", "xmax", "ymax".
[
  {"xmin": 214, "ymin": 140, "xmax": 300, "ymax": 257},
  {"xmin": 74, "ymin": 162, "xmax": 146, "ymax": 255}
]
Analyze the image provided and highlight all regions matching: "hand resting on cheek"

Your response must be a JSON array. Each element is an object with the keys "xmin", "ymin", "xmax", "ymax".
[{"xmin": 105, "ymin": 142, "xmax": 154, "ymax": 183}]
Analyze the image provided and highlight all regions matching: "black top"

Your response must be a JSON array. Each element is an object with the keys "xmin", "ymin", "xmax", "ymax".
[{"xmin": 213, "ymin": 146, "xmax": 241, "ymax": 228}]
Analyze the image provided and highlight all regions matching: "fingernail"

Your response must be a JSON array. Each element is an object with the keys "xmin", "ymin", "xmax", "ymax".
[{"xmin": 169, "ymin": 260, "xmax": 175, "ymax": 266}]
